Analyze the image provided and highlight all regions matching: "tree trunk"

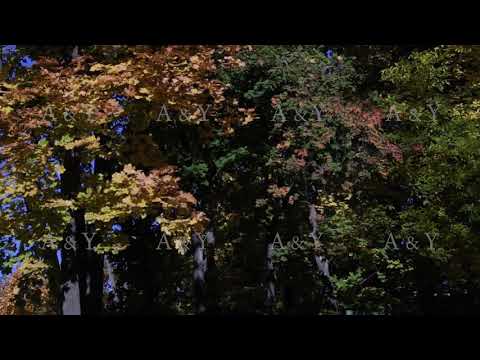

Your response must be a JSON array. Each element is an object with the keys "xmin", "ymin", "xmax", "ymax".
[
  {"xmin": 205, "ymin": 230, "xmax": 219, "ymax": 313},
  {"xmin": 264, "ymin": 242, "xmax": 276, "ymax": 309},
  {"xmin": 59, "ymin": 212, "xmax": 83, "ymax": 315},
  {"xmin": 104, "ymin": 257, "xmax": 119, "ymax": 303},
  {"xmin": 59, "ymin": 210, "xmax": 104, "ymax": 315},
  {"xmin": 309, "ymin": 203, "xmax": 337, "ymax": 312},
  {"xmin": 192, "ymin": 232, "xmax": 206, "ymax": 314},
  {"xmin": 58, "ymin": 150, "xmax": 104, "ymax": 315}
]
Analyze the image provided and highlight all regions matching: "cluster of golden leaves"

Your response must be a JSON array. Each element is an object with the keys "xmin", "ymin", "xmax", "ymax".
[
  {"xmin": 0, "ymin": 259, "xmax": 55, "ymax": 315},
  {"xmin": 74, "ymin": 164, "xmax": 197, "ymax": 224},
  {"xmin": 0, "ymin": 45, "xmax": 251, "ymax": 254},
  {"xmin": 267, "ymin": 184, "xmax": 291, "ymax": 198},
  {"xmin": 0, "ymin": 45, "xmax": 249, "ymax": 158}
]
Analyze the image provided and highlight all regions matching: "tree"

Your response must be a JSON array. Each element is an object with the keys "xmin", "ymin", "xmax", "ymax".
[
  {"xmin": 2, "ymin": 45, "xmax": 479, "ymax": 315},
  {"xmin": 0, "ymin": 45, "xmax": 246, "ymax": 314}
]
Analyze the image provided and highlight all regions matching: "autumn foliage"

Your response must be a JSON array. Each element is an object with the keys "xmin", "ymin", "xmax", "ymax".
[{"xmin": 1, "ymin": 45, "xmax": 479, "ymax": 315}]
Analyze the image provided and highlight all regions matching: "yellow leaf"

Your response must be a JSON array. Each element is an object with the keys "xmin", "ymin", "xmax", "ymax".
[
  {"xmin": 54, "ymin": 164, "xmax": 66, "ymax": 174},
  {"xmin": 90, "ymin": 64, "xmax": 105, "ymax": 72},
  {"xmin": 1, "ymin": 106, "xmax": 14, "ymax": 115}
]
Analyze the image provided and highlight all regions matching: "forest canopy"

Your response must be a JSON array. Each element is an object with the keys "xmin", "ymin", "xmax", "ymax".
[{"xmin": 0, "ymin": 45, "xmax": 479, "ymax": 315}]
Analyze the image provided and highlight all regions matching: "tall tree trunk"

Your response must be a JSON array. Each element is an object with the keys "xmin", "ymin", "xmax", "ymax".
[
  {"xmin": 192, "ymin": 232, "xmax": 206, "ymax": 313},
  {"xmin": 309, "ymin": 203, "xmax": 337, "ymax": 313},
  {"xmin": 264, "ymin": 242, "xmax": 276, "ymax": 310},
  {"xmin": 205, "ymin": 229, "xmax": 219, "ymax": 313},
  {"xmin": 58, "ymin": 149, "xmax": 82, "ymax": 315},
  {"xmin": 309, "ymin": 204, "xmax": 330, "ymax": 277},
  {"xmin": 58, "ymin": 150, "xmax": 104, "ymax": 315},
  {"xmin": 59, "ymin": 210, "xmax": 104, "ymax": 314},
  {"xmin": 79, "ymin": 219, "xmax": 104, "ymax": 315},
  {"xmin": 104, "ymin": 257, "xmax": 119, "ymax": 303},
  {"xmin": 59, "ymin": 211, "xmax": 83, "ymax": 315}
]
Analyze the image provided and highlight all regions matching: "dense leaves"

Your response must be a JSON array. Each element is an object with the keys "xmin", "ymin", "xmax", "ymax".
[{"xmin": 1, "ymin": 45, "xmax": 479, "ymax": 315}]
